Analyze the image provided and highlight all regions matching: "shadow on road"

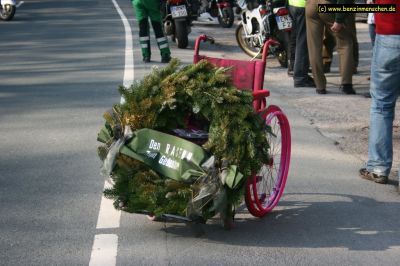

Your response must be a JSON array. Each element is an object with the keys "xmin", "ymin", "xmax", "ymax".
[{"xmin": 162, "ymin": 193, "xmax": 400, "ymax": 251}]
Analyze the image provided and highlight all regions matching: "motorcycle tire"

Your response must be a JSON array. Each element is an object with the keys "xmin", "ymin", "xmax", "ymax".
[
  {"xmin": 274, "ymin": 30, "xmax": 290, "ymax": 68},
  {"xmin": 275, "ymin": 46, "xmax": 288, "ymax": 68},
  {"xmin": 0, "ymin": 4, "xmax": 16, "ymax": 21},
  {"xmin": 235, "ymin": 24, "xmax": 262, "ymax": 59},
  {"xmin": 218, "ymin": 7, "xmax": 234, "ymax": 28},
  {"xmin": 174, "ymin": 20, "xmax": 189, "ymax": 49}
]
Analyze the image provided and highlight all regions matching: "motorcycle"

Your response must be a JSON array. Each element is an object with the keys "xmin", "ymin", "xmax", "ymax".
[
  {"xmin": 235, "ymin": 0, "xmax": 292, "ymax": 67},
  {"xmin": 0, "ymin": 0, "xmax": 16, "ymax": 21},
  {"xmin": 197, "ymin": 0, "xmax": 235, "ymax": 28},
  {"xmin": 161, "ymin": 0, "xmax": 198, "ymax": 49}
]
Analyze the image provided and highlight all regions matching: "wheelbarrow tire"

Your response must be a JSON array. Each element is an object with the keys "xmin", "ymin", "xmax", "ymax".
[{"xmin": 245, "ymin": 105, "xmax": 291, "ymax": 217}]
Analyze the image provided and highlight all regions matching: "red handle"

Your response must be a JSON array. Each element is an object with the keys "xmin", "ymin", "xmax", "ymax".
[
  {"xmin": 194, "ymin": 35, "xmax": 215, "ymax": 56},
  {"xmin": 261, "ymin": 39, "xmax": 280, "ymax": 63},
  {"xmin": 252, "ymin": 90, "xmax": 270, "ymax": 100}
]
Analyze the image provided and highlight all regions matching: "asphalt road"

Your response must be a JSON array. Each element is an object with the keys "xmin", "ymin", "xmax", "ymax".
[{"xmin": 1, "ymin": 1, "xmax": 399, "ymax": 266}]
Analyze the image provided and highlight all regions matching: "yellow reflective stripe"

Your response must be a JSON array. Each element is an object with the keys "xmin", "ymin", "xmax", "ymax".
[{"xmin": 288, "ymin": 0, "xmax": 306, "ymax": 7}]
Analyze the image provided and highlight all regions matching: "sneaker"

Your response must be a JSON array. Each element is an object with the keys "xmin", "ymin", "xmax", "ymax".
[
  {"xmin": 340, "ymin": 84, "xmax": 356, "ymax": 95},
  {"xmin": 359, "ymin": 168, "xmax": 388, "ymax": 184},
  {"xmin": 161, "ymin": 55, "xmax": 171, "ymax": 63},
  {"xmin": 143, "ymin": 56, "xmax": 151, "ymax": 63},
  {"xmin": 287, "ymin": 69, "xmax": 294, "ymax": 77}
]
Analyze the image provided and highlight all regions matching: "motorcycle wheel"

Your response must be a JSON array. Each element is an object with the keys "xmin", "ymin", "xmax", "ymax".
[
  {"xmin": 274, "ymin": 30, "xmax": 290, "ymax": 68},
  {"xmin": 235, "ymin": 24, "xmax": 262, "ymax": 59},
  {"xmin": 275, "ymin": 46, "xmax": 288, "ymax": 68},
  {"xmin": 218, "ymin": 7, "xmax": 234, "ymax": 28},
  {"xmin": 0, "ymin": 4, "xmax": 16, "ymax": 21},
  {"xmin": 174, "ymin": 20, "xmax": 189, "ymax": 49}
]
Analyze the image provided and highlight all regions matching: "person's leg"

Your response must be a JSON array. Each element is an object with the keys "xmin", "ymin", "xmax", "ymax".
[
  {"xmin": 322, "ymin": 27, "xmax": 335, "ymax": 73},
  {"xmin": 132, "ymin": 0, "xmax": 151, "ymax": 61},
  {"xmin": 306, "ymin": 0, "xmax": 325, "ymax": 92},
  {"xmin": 150, "ymin": 20, "xmax": 171, "ymax": 61},
  {"xmin": 138, "ymin": 19, "xmax": 151, "ymax": 61},
  {"xmin": 334, "ymin": 26, "xmax": 354, "ymax": 87},
  {"xmin": 293, "ymin": 6, "xmax": 312, "ymax": 85},
  {"xmin": 320, "ymin": 13, "xmax": 354, "ymax": 90},
  {"xmin": 288, "ymin": 5, "xmax": 297, "ymax": 76},
  {"xmin": 145, "ymin": 0, "xmax": 171, "ymax": 61},
  {"xmin": 367, "ymin": 34, "xmax": 400, "ymax": 177}
]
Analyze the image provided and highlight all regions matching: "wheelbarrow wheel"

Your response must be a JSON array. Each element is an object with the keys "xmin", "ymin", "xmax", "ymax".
[{"xmin": 245, "ymin": 105, "xmax": 291, "ymax": 217}]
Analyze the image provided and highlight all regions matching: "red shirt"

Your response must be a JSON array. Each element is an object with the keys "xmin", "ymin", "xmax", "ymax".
[{"xmin": 375, "ymin": 0, "xmax": 400, "ymax": 34}]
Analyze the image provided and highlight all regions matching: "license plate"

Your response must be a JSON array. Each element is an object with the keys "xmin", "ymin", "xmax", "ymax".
[
  {"xmin": 275, "ymin": 15, "xmax": 292, "ymax": 30},
  {"xmin": 171, "ymin": 5, "xmax": 188, "ymax": 18}
]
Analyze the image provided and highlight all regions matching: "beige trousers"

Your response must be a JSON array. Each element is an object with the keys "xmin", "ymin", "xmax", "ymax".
[{"xmin": 306, "ymin": 0, "xmax": 354, "ymax": 90}]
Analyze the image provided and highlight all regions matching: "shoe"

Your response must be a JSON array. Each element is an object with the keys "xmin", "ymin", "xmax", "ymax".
[
  {"xmin": 287, "ymin": 69, "xmax": 294, "ymax": 77},
  {"xmin": 161, "ymin": 55, "xmax": 171, "ymax": 63},
  {"xmin": 316, "ymin": 89, "xmax": 327, "ymax": 94},
  {"xmin": 367, "ymin": 76, "xmax": 370, "ymax": 81},
  {"xmin": 143, "ymin": 56, "xmax": 151, "ymax": 63},
  {"xmin": 323, "ymin": 62, "xmax": 331, "ymax": 73},
  {"xmin": 294, "ymin": 77, "xmax": 316, "ymax": 88},
  {"xmin": 353, "ymin": 67, "xmax": 358, "ymax": 74},
  {"xmin": 359, "ymin": 168, "xmax": 388, "ymax": 184},
  {"xmin": 340, "ymin": 84, "xmax": 356, "ymax": 95}
]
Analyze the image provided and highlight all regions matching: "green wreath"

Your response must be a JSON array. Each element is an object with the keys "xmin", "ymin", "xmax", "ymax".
[{"xmin": 97, "ymin": 59, "xmax": 270, "ymax": 222}]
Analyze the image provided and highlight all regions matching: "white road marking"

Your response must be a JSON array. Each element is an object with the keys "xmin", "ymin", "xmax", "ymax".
[
  {"xmin": 95, "ymin": 181, "xmax": 121, "ymax": 229},
  {"xmin": 16, "ymin": 1, "xmax": 24, "ymax": 8},
  {"xmin": 110, "ymin": 0, "xmax": 135, "ymax": 103},
  {"xmin": 89, "ymin": 1, "xmax": 135, "ymax": 264},
  {"xmin": 89, "ymin": 234, "xmax": 118, "ymax": 266}
]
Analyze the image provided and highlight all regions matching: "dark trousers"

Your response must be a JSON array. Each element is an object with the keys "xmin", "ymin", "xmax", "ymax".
[
  {"xmin": 369, "ymin": 23, "xmax": 376, "ymax": 46},
  {"xmin": 289, "ymin": 5, "xmax": 310, "ymax": 84}
]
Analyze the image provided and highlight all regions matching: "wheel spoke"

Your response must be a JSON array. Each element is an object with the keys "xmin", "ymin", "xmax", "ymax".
[{"xmin": 245, "ymin": 106, "xmax": 290, "ymax": 217}]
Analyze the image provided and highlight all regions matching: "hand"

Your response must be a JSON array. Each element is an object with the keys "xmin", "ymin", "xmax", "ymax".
[{"xmin": 331, "ymin": 22, "xmax": 345, "ymax": 33}]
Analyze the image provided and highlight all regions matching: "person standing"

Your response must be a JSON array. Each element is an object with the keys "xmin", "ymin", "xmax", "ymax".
[
  {"xmin": 306, "ymin": 0, "xmax": 356, "ymax": 94},
  {"xmin": 359, "ymin": 0, "xmax": 400, "ymax": 188},
  {"xmin": 288, "ymin": 0, "xmax": 315, "ymax": 87},
  {"xmin": 131, "ymin": 0, "xmax": 171, "ymax": 63}
]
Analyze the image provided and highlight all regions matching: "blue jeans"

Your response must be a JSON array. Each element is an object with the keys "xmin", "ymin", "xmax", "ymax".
[{"xmin": 367, "ymin": 34, "xmax": 400, "ymax": 177}]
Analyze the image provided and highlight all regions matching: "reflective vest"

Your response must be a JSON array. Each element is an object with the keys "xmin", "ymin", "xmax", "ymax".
[{"xmin": 288, "ymin": 0, "xmax": 306, "ymax": 7}]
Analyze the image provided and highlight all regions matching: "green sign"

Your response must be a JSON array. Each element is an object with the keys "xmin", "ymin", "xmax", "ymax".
[{"xmin": 120, "ymin": 129, "xmax": 209, "ymax": 182}]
